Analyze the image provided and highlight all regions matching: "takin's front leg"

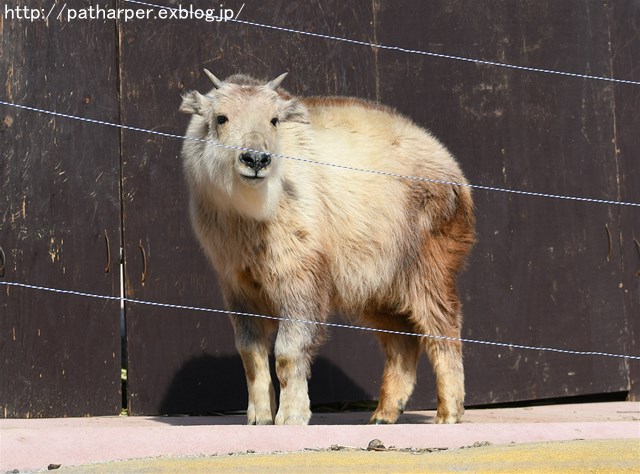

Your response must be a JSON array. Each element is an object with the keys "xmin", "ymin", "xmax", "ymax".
[
  {"xmin": 273, "ymin": 308, "xmax": 326, "ymax": 425},
  {"xmin": 230, "ymin": 315, "xmax": 277, "ymax": 425}
]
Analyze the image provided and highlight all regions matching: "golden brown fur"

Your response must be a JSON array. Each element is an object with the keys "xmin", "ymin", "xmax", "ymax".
[{"xmin": 180, "ymin": 71, "xmax": 475, "ymax": 425}]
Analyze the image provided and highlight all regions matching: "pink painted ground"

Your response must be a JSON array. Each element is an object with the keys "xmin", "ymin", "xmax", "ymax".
[{"xmin": 1, "ymin": 402, "xmax": 638, "ymax": 472}]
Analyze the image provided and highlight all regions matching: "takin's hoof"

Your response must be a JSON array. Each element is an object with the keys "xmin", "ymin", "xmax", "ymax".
[
  {"xmin": 246, "ymin": 406, "xmax": 275, "ymax": 425},
  {"xmin": 368, "ymin": 407, "xmax": 400, "ymax": 425},
  {"xmin": 248, "ymin": 418, "xmax": 274, "ymax": 425},
  {"xmin": 434, "ymin": 415, "xmax": 459, "ymax": 424},
  {"xmin": 274, "ymin": 410, "xmax": 311, "ymax": 425},
  {"xmin": 368, "ymin": 418, "xmax": 393, "ymax": 425},
  {"xmin": 435, "ymin": 407, "xmax": 464, "ymax": 424}
]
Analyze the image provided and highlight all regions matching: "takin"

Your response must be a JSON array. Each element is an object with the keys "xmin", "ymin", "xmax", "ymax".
[{"xmin": 179, "ymin": 71, "xmax": 475, "ymax": 425}]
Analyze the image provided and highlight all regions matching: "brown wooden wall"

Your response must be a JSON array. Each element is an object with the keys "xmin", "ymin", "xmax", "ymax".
[
  {"xmin": 1, "ymin": 0, "xmax": 122, "ymax": 417},
  {"xmin": 1, "ymin": 0, "xmax": 638, "ymax": 417}
]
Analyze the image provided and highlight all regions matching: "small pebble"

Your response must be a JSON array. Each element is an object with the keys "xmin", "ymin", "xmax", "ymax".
[{"xmin": 367, "ymin": 439, "xmax": 386, "ymax": 451}]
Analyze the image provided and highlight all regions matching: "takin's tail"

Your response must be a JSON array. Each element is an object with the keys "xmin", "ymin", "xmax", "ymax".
[{"xmin": 442, "ymin": 184, "xmax": 476, "ymax": 273}]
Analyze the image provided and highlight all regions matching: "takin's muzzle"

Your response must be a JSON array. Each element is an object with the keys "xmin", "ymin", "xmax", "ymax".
[{"xmin": 239, "ymin": 151, "xmax": 272, "ymax": 173}]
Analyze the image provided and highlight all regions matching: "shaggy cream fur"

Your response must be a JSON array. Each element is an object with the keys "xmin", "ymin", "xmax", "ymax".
[{"xmin": 180, "ymin": 72, "xmax": 475, "ymax": 425}]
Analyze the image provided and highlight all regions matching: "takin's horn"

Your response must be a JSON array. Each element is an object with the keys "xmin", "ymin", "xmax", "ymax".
[
  {"xmin": 267, "ymin": 72, "xmax": 288, "ymax": 90},
  {"xmin": 203, "ymin": 69, "xmax": 224, "ymax": 89}
]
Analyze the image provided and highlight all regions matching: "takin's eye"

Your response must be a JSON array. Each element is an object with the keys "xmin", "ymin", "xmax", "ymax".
[
  {"xmin": 271, "ymin": 117, "xmax": 279, "ymax": 127},
  {"xmin": 216, "ymin": 115, "xmax": 228, "ymax": 125}
]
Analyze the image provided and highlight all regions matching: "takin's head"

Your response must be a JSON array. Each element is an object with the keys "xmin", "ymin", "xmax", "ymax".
[{"xmin": 180, "ymin": 70, "xmax": 308, "ymax": 219}]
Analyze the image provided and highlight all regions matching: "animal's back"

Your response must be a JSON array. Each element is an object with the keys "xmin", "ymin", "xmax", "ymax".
[
  {"xmin": 278, "ymin": 96, "xmax": 473, "ymax": 309},
  {"xmin": 302, "ymin": 96, "xmax": 458, "ymax": 177}
]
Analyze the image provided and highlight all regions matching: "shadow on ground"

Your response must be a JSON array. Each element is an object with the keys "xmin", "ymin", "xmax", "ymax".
[{"xmin": 156, "ymin": 354, "xmax": 379, "ymax": 424}]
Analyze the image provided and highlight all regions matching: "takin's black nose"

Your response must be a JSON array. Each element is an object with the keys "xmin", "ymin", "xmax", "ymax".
[{"xmin": 240, "ymin": 151, "xmax": 271, "ymax": 171}]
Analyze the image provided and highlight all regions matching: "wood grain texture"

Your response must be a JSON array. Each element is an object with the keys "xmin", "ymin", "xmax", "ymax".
[
  {"xmin": 375, "ymin": 0, "xmax": 632, "ymax": 407},
  {"xmin": 0, "ymin": 1, "xmax": 122, "ymax": 417},
  {"xmin": 610, "ymin": 0, "xmax": 640, "ymax": 400},
  {"xmin": 1, "ymin": 0, "xmax": 636, "ymax": 418},
  {"xmin": 121, "ymin": 0, "xmax": 637, "ymax": 414},
  {"xmin": 119, "ymin": 0, "xmax": 377, "ymax": 415}
]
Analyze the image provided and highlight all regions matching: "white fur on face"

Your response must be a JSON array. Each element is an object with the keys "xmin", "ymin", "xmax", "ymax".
[{"xmin": 182, "ymin": 84, "xmax": 287, "ymax": 220}]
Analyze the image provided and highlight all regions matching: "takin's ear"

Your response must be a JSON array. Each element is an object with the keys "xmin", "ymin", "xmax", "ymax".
[
  {"xmin": 179, "ymin": 90, "xmax": 212, "ymax": 116},
  {"xmin": 279, "ymin": 97, "xmax": 310, "ymax": 124}
]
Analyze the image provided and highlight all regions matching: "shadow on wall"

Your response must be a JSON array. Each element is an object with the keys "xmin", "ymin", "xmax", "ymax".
[{"xmin": 158, "ymin": 354, "xmax": 373, "ymax": 418}]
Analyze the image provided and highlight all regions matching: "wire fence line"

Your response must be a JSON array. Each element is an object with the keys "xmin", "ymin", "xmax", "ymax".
[
  {"xmin": 125, "ymin": 0, "xmax": 640, "ymax": 87},
  {"xmin": 1, "ymin": 5, "xmax": 638, "ymax": 373},
  {"xmin": 1, "ymin": 281, "xmax": 638, "ymax": 361},
  {"xmin": 1, "ymin": 99, "xmax": 638, "ymax": 208}
]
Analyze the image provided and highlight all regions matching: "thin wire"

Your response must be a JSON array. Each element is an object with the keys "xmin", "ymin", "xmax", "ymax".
[
  {"xmin": 1, "ymin": 281, "xmax": 638, "ymax": 361},
  {"xmin": 1, "ymin": 3, "xmax": 635, "ymax": 374},
  {"xmin": 1, "ymin": 99, "xmax": 638, "ymax": 208},
  {"xmin": 125, "ymin": 0, "xmax": 640, "ymax": 87}
]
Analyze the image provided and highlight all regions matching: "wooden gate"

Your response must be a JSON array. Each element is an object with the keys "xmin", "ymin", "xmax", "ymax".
[
  {"xmin": 2, "ymin": 0, "xmax": 638, "ymax": 418},
  {"xmin": 1, "ymin": 0, "xmax": 122, "ymax": 417}
]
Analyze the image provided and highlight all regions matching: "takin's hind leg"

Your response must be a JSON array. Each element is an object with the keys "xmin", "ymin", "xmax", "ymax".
[
  {"xmin": 230, "ymin": 315, "xmax": 277, "ymax": 425},
  {"xmin": 368, "ymin": 315, "xmax": 422, "ymax": 425},
  {"xmin": 413, "ymin": 284, "xmax": 466, "ymax": 424},
  {"xmin": 425, "ymin": 332, "xmax": 465, "ymax": 424},
  {"xmin": 426, "ymin": 326, "xmax": 464, "ymax": 423}
]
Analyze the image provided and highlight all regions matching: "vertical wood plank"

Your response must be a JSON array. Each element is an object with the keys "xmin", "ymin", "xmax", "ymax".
[
  {"xmin": 0, "ymin": 2, "xmax": 122, "ymax": 417},
  {"xmin": 119, "ymin": 0, "xmax": 634, "ymax": 415},
  {"xmin": 610, "ymin": 1, "xmax": 640, "ymax": 399},
  {"xmin": 375, "ymin": 0, "xmax": 630, "ymax": 407},
  {"xmin": 119, "ymin": 0, "xmax": 377, "ymax": 415}
]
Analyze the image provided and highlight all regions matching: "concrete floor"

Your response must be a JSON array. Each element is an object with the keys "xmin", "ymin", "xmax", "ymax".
[
  {"xmin": 1, "ymin": 401, "xmax": 639, "ymax": 473},
  {"xmin": 54, "ymin": 439, "xmax": 640, "ymax": 474}
]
